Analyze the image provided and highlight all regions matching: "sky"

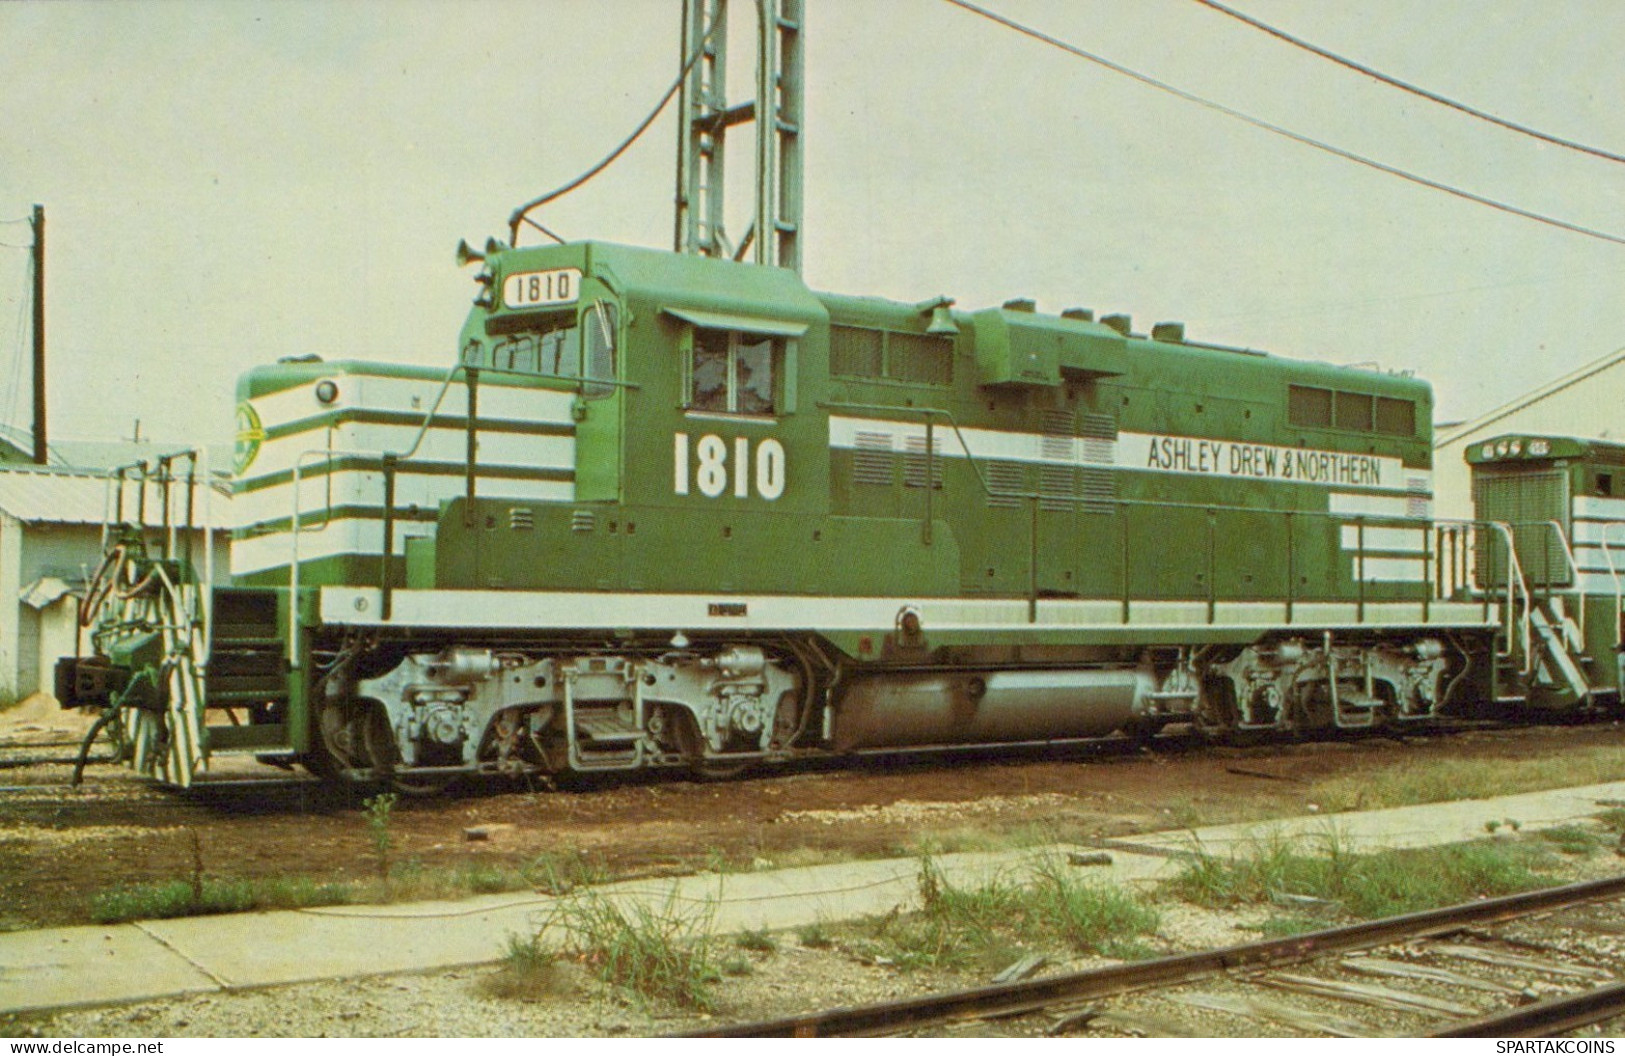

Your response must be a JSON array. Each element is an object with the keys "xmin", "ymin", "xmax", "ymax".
[{"xmin": 0, "ymin": 0, "xmax": 1622, "ymax": 451}]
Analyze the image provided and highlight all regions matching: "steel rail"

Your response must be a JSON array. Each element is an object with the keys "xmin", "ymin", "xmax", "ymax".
[
  {"xmin": 1432, "ymin": 979, "xmax": 1625, "ymax": 1038},
  {"xmin": 680, "ymin": 873, "xmax": 1625, "ymax": 1038}
]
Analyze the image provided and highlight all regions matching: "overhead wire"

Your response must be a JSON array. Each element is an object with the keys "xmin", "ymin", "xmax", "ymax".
[
  {"xmin": 1191, "ymin": 0, "xmax": 1625, "ymax": 166},
  {"xmin": 508, "ymin": 11, "xmax": 724, "ymax": 246},
  {"xmin": 0, "ymin": 254, "xmax": 31, "ymax": 432},
  {"xmin": 941, "ymin": 0, "xmax": 1625, "ymax": 248}
]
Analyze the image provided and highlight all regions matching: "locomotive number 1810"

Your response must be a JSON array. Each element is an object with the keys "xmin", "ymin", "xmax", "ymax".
[{"xmin": 673, "ymin": 432, "xmax": 786, "ymax": 500}]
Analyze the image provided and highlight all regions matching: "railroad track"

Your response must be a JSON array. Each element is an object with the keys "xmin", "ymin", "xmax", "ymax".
[{"xmin": 682, "ymin": 875, "xmax": 1625, "ymax": 1038}]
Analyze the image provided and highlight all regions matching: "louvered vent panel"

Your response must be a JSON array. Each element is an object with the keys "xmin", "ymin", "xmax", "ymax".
[
  {"xmin": 903, "ymin": 434, "xmax": 944, "ymax": 489},
  {"xmin": 1078, "ymin": 413, "xmax": 1118, "ymax": 514},
  {"xmin": 1039, "ymin": 410, "xmax": 1078, "ymax": 512},
  {"xmin": 830, "ymin": 326, "xmax": 884, "ymax": 378},
  {"xmin": 986, "ymin": 460, "xmax": 1026, "ymax": 509},
  {"xmin": 853, "ymin": 430, "xmax": 895, "ymax": 486},
  {"xmin": 887, "ymin": 332, "xmax": 954, "ymax": 386}
]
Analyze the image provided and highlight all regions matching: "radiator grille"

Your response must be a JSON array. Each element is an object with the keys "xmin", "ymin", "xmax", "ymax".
[{"xmin": 1472, "ymin": 467, "xmax": 1569, "ymax": 588}]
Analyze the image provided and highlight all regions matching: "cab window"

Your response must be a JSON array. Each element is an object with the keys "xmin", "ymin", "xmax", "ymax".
[
  {"xmin": 689, "ymin": 328, "xmax": 779, "ymax": 416},
  {"xmin": 582, "ymin": 301, "xmax": 617, "ymax": 399},
  {"xmin": 478, "ymin": 301, "xmax": 616, "ymax": 399},
  {"xmin": 486, "ymin": 315, "xmax": 579, "ymax": 376}
]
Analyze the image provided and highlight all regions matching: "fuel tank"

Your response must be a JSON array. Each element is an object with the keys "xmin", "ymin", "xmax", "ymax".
[{"xmin": 831, "ymin": 667, "xmax": 1153, "ymax": 751}]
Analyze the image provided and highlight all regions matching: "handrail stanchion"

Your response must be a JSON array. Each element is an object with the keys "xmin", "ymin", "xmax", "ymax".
[{"xmin": 1598, "ymin": 523, "xmax": 1625, "ymax": 653}]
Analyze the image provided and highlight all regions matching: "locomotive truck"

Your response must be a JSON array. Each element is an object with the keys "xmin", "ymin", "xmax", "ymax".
[{"xmin": 60, "ymin": 238, "xmax": 1617, "ymax": 791}]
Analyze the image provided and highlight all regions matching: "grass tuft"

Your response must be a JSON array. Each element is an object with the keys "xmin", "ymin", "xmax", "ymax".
[
  {"xmin": 89, "ymin": 847, "xmax": 616, "ymax": 924},
  {"xmin": 522, "ymin": 849, "xmax": 609, "ymax": 894},
  {"xmin": 1166, "ymin": 830, "xmax": 1555, "ymax": 919},
  {"xmin": 735, "ymin": 926, "xmax": 779, "ymax": 954},
  {"xmin": 796, "ymin": 919, "xmax": 835, "ymax": 948},
  {"xmin": 848, "ymin": 854, "xmax": 1160, "ymax": 972},
  {"xmin": 480, "ymin": 933, "xmax": 566, "ymax": 1002},
  {"xmin": 1536, "ymin": 824, "xmax": 1602, "ymax": 856},
  {"xmin": 546, "ymin": 890, "xmax": 720, "ymax": 1011},
  {"xmin": 91, "ymin": 875, "xmax": 352, "ymax": 924}
]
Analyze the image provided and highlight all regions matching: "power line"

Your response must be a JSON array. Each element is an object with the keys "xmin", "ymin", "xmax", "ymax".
[
  {"xmin": 1, "ymin": 255, "xmax": 31, "ymax": 433},
  {"xmin": 508, "ymin": 12, "xmax": 723, "ymax": 246},
  {"xmin": 941, "ymin": 0, "xmax": 1625, "ymax": 249},
  {"xmin": 1192, "ymin": 0, "xmax": 1625, "ymax": 166}
]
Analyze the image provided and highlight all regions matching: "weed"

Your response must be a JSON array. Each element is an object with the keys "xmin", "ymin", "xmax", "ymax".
[
  {"xmin": 363, "ymin": 792, "xmax": 399, "ymax": 883},
  {"xmin": 796, "ymin": 919, "xmax": 835, "ymax": 948},
  {"xmin": 90, "ymin": 875, "xmax": 352, "ymax": 924},
  {"xmin": 1167, "ymin": 833, "xmax": 1554, "ymax": 919},
  {"xmin": 735, "ymin": 927, "xmax": 778, "ymax": 954},
  {"xmin": 720, "ymin": 954, "xmax": 754, "ymax": 977},
  {"xmin": 524, "ymin": 849, "xmax": 608, "ymax": 894},
  {"xmin": 187, "ymin": 830, "xmax": 205, "ymax": 910},
  {"xmin": 1536, "ymin": 825, "xmax": 1601, "ymax": 856},
  {"xmin": 1485, "ymin": 820, "xmax": 1502, "ymax": 834},
  {"xmin": 1255, "ymin": 914, "xmax": 1328, "ymax": 938},
  {"xmin": 1596, "ymin": 808, "xmax": 1625, "ymax": 834},
  {"xmin": 1098, "ymin": 936, "xmax": 1159, "ymax": 961},
  {"xmin": 546, "ymin": 890, "xmax": 720, "ymax": 1011},
  {"xmin": 853, "ymin": 854, "xmax": 1159, "ymax": 973},
  {"xmin": 480, "ymin": 933, "xmax": 564, "ymax": 1002},
  {"xmin": 1026, "ymin": 857, "xmax": 1161, "ymax": 954}
]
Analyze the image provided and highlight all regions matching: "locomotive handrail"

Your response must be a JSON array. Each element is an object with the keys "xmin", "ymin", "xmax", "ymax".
[
  {"xmin": 1485, "ymin": 520, "xmax": 1534, "ymax": 667},
  {"xmin": 1597, "ymin": 523, "xmax": 1625, "ymax": 652},
  {"xmin": 1541, "ymin": 518, "xmax": 1587, "ymax": 641},
  {"xmin": 1484, "ymin": 519, "xmax": 1587, "ymax": 670}
]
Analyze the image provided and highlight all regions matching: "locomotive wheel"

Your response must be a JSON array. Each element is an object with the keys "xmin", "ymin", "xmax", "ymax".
[
  {"xmin": 356, "ymin": 699, "xmax": 454, "ymax": 796},
  {"xmin": 304, "ymin": 699, "xmax": 364, "ymax": 779},
  {"xmin": 669, "ymin": 708, "xmax": 752, "ymax": 781}
]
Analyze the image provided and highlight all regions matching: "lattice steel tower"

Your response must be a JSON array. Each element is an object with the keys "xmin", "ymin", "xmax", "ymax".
[{"xmin": 673, "ymin": 0, "xmax": 805, "ymax": 273}]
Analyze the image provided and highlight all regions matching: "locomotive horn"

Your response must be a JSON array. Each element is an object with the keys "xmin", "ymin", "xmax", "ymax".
[{"xmin": 455, "ymin": 239, "xmax": 484, "ymax": 266}]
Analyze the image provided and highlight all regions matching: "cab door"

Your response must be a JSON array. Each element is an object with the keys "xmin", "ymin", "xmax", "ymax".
[{"xmin": 573, "ymin": 299, "xmax": 622, "ymax": 502}]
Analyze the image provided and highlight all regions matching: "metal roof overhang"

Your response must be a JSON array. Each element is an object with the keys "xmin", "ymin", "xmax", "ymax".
[{"xmin": 662, "ymin": 306, "xmax": 809, "ymax": 338}]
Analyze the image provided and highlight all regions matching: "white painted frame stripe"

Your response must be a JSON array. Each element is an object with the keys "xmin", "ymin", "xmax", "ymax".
[{"xmin": 320, "ymin": 587, "xmax": 1493, "ymax": 632}]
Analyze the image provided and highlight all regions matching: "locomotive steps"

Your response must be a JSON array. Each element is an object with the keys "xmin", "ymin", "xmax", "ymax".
[{"xmin": 5, "ymin": 780, "xmax": 1625, "ymax": 1016}]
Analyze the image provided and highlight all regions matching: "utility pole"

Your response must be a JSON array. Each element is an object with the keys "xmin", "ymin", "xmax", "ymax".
[{"xmin": 30, "ymin": 204, "xmax": 45, "ymax": 466}]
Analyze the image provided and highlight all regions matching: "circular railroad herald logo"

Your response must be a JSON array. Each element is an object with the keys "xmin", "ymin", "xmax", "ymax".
[{"xmin": 233, "ymin": 401, "xmax": 265, "ymax": 475}]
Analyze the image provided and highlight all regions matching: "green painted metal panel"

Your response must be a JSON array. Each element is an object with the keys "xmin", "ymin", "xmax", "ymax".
[{"xmin": 663, "ymin": 306, "xmax": 809, "ymax": 336}]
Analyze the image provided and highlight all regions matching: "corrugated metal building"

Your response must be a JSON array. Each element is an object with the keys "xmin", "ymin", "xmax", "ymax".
[
  {"xmin": 0, "ymin": 468, "xmax": 230, "ymax": 705},
  {"xmin": 1434, "ymin": 347, "xmax": 1625, "ymax": 522}
]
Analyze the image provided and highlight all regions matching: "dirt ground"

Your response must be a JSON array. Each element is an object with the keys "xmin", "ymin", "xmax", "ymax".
[{"xmin": 4, "ymin": 705, "xmax": 1625, "ymax": 933}]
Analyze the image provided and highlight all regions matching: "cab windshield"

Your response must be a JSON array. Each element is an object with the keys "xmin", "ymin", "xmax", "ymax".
[
  {"xmin": 477, "ymin": 301, "xmax": 617, "ymax": 398},
  {"xmin": 487, "ymin": 315, "xmax": 579, "ymax": 376}
]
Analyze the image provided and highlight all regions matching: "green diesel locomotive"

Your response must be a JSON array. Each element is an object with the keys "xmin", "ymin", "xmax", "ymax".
[
  {"xmin": 55, "ymin": 1, "xmax": 1622, "ymax": 790},
  {"xmin": 68, "ymin": 238, "xmax": 1609, "ymax": 790}
]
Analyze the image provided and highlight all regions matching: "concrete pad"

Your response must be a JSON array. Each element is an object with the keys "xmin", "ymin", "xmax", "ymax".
[
  {"xmin": 143, "ymin": 897, "xmax": 551, "ymax": 987},
  {"xmin": 0, "ymin": 922, "xmax": 218, "ymax": 1013},
  {"xmin": 1131, "ymin": 780, "xmax": 1625, "ymax": 858}
]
